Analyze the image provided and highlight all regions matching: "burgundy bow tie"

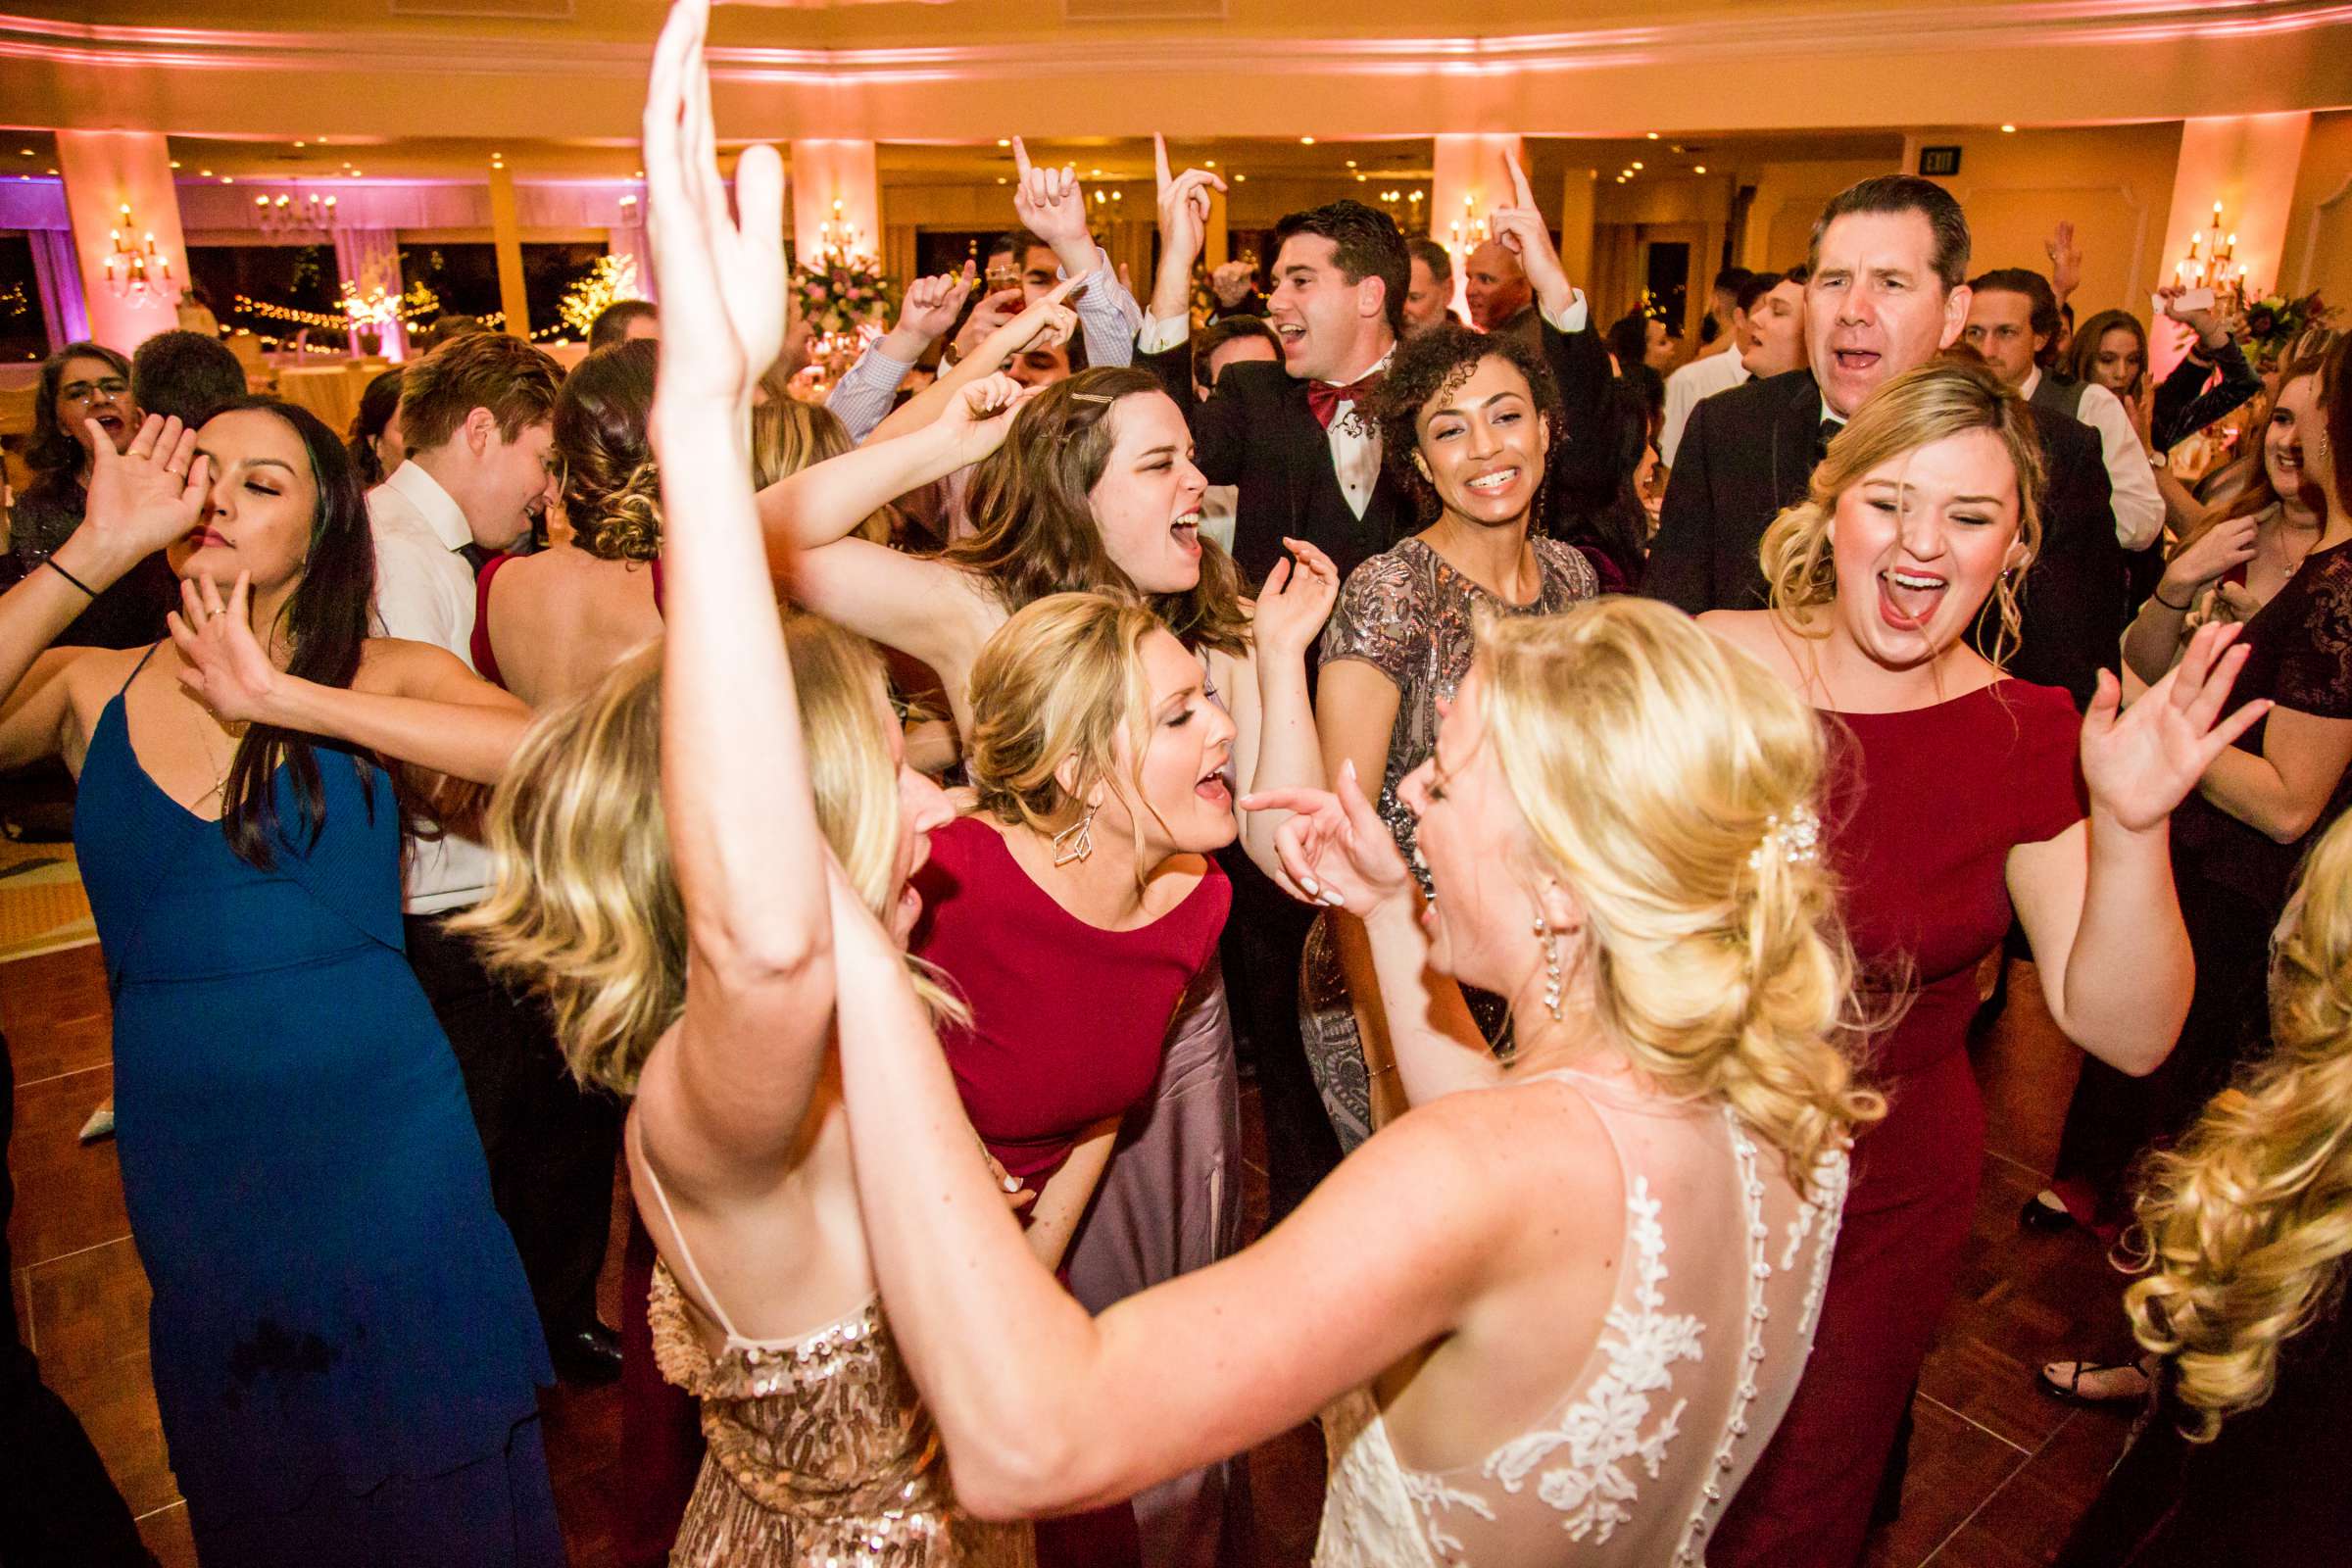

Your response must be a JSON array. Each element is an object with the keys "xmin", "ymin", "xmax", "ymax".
[{"xmin": 1306, "ymin": 371, "xmax": 1383, "ymax": 430}]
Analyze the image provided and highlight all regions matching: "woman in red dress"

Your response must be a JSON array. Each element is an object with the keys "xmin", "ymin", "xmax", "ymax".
[{"xmin": 1699, "ymin": 360, "xmax": 2263, "ymax": 1568}]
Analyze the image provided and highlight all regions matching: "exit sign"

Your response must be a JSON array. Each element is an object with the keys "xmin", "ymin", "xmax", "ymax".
[{"xmin": 1918, "ymin": 146, "xmax": 1963, "ymax": 177}]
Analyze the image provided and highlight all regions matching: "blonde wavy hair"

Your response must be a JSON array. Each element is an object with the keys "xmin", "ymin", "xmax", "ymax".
[
  {"xmin": 751, "ymin": 395, "xmax": 894, "ymax": 545},
  {"xmin": 1760, "ymin": 358, "xmax": 2045, "ymax": 670},
  {"xmin": 457, "ymin": 615, "xmax": 958, "ymax": 1095},
  {"xmin": 964, "ymin": 592, "xmax": 1169, "ymax": 881},
  {"xmin": 1473, "ymin": 599, "xmax": 1884, "ymax": 1191},
  {"xmin": 2121, "ymin": 809, "xmax": 2352, "ymax": 1442}
]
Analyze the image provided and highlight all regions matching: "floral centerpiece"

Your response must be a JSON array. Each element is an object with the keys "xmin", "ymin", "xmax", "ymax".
[
  {"xmin": 2240, "ymin": 290, "xmax": 2334, "ymax": 371},
  {"xmin": 791, "ymin": 244, "xmax": 897, "ymax": 396}
]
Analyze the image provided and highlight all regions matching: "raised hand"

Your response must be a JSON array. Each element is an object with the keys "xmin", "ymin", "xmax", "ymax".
[
  {"xmin": 1152, "ymin": 133, "xmax": 1226, "ymax": 274},
  {"xmin": 898, "ymin": 264, "xmax": 975, "ymax": 344},
  {"xmin": 641, "ymin": 0, "xmax": 786, "ymax": 413},
  {"xmin": 168, "ymin": 572, "xmax": 284, "ymax": 729},
  {"xmin": 2083, "ymin": 619, "xmax": 2268, "ymax": 833},
  {"xmin": 2156, "ymin": 283, "xmax": 2229, "ymax": 350},
  {"xmin": 1489, "ymin": 150, "xmax": 1575, "ymax": 319},
  {"xmin": 70, "ymin": 413, "xmax": 209, "ymax": 578},
  {"xmin": 1210, "ymin": 260, "xmax": 1257, "ymax": 309},
  {"xmin": 1250, "ymin": 537, "xmax": 1341, "ymax": 662},
  {"xmin": 1011, "ymin": 138, "xmax": 1095, "ymax": 267},
  {"xmin": 2159, "ymin": 513, "xmax": 2258, "ymax": 601},
  {"xmin": 1240, "ymin": 760, "xmax": 1413, "ymax": 914},
  {"xmin": 2044, "ymin": 220, "xmax": 2082, "ymax": 303}
]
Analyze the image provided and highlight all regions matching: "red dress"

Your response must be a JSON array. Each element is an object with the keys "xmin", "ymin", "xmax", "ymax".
[
  {"xmin": 910, "ymin": 815, "xmax": 1232, "ymax": 1208},
  {"xmin": 909, "ymin": 814, "xmax": 1229, "ymax": 1568},
  {"xmin": 1713, "ymin": 681, "xmax": 2085, "ymax": 1568}
]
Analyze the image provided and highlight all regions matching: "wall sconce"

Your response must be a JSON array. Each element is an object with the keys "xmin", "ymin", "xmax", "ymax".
[
  {"xmin": 2176, "ymin": 198, "xmax": 2247, "ymax": 303},
  {"xmin": 255, "ymin": 187, "xmax": 338, "ymax": 237},
  {"xmin": 104, "ymin": 203, "xmax": 172, "ymax": 303}
]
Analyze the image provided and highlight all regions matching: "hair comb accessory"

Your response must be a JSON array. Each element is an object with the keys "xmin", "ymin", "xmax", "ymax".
[
  {"xmin": 1070, "ymin": 391, "xmax": 1115, "ymax": 404},
  {"xmin": 1747, "ymin": 805, "xmax": 1822, "ymax": 872}
]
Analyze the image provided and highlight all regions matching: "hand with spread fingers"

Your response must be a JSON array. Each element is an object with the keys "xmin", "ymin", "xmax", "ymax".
[
  {"xmin": 1241, "ymin": 760, "xmax": 1414, "ymax": 916},
  {"xmin": 1251, "ymin": 538, "xmax": 1342, "ymax": 663},
  {"xmin": 169, "ymin": 572, "xmax": 285, "ymax": 730},
  {"xmin": 2084, "ymin": 619, "xmax": 2269, "ymax": 833},
  {"xmin": 64, "ymin": 413, "xmax": 210, "ymax": 584},
  {"xmin": 639, "ymin": 0, "xmax": 786, "ymax": 415}
]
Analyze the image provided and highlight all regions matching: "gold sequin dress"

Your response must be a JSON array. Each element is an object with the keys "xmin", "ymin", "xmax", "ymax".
[{"xmin": 640, "ymin": 1158, "xmax": 1034, "ymax": 1567}]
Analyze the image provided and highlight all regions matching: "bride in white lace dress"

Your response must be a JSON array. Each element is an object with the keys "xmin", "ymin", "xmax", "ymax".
[{"xmin": 828, "ymin": 598, "xmax": 1883, "ymax": 1565}]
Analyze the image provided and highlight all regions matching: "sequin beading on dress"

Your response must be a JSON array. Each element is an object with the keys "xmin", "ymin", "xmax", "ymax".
[{"xmin": 649, "ymin": 1261, "xmax": 1034, "ymax": 1567}]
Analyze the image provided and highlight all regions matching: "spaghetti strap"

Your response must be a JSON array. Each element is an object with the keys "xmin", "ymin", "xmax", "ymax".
[
  {"xmin": 118, "ymin": 639, "xmax": 165, "ymax": 697},
  {"xmin": 632, "ymin": 1133, "xmax": 747, "ymax": 1346}
]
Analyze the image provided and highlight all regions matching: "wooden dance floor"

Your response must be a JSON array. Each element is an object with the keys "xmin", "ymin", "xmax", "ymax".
[{"xmin": 7, "ymin": 935, "xmax": 2136, "ymax": 1566}]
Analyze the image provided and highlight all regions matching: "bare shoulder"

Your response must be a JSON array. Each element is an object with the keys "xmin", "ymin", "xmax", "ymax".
[
  {"xmin": 1360, "ymin": 1075, "xmax": 1621, "ymax": 1236},
  {"xmin": 1696, "ymin": 607, "xmax": 1777, "ymax": 659},
  {"xmin": 353, "ymin": 634, "xmax": 473, "ymax": 690}
]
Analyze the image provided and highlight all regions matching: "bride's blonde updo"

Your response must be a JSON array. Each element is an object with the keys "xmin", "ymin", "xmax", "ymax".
[
  {"xmin": 2123, "ymin": 808, "xmax": 2352, "ymax": 1441},
  {"xmin": 1473, "ymin": 598, "xmax": 1883, "ymax": 1190}
]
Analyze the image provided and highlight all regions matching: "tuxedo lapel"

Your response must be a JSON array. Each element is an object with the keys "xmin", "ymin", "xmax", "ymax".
[{"xmin": 1768, "ymin": 374, "xmax": 1826, "ymax": 514}]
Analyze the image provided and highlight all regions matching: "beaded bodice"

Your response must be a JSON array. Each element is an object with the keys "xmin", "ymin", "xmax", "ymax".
[
  {"xmin": 648, "ymin": 1260, "xmax": 1034, "ymax": 1566},
  {"xmin": 1312, "ymin": 1072, "xmax": 1849, "ymax": 1566}
]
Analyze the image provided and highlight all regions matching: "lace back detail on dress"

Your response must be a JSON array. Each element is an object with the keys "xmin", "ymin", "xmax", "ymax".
[{"xmin": 1314, "ymin": 1081, "xmax": 1852, "ymax": 1568}]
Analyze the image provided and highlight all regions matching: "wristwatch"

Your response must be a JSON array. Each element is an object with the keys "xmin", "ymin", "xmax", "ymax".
[{"xmin": 941, "ymin": 341, "xmax": 965, "ymax": 369}]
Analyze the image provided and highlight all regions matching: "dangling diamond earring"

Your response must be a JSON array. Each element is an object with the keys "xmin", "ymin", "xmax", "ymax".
[
  {"xmin": 1052, "ymin": 805, "xmax": 1100, "ymax": 867},
  {"xmin": 1533, "ymin": 910, "xmax": 1564, "ymax": 1021}
]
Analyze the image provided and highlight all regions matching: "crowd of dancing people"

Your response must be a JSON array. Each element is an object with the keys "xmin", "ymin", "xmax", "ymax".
[{"xmin": 7, "ymin": 3, "xmax": 2352, "ymax": 1564}]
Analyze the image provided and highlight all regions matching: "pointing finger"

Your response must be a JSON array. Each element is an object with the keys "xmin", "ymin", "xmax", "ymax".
[
  {"xmin": 1154, "ymin": 132, "xmax": 1173, "ymax": 190},
  {"xmin": 1012, "ymin": 135, "xmax": 1033, "ymax": 180}
]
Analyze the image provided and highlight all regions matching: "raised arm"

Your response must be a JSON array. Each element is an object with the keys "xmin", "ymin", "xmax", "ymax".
[
  {"xmin": 629, "ymin": 0, "xmax": 840, "ymax": 1186},
  {"xmin": 1011, "ymin": 137, "xmax": 1141, "ymax": 367},
  {"xmin": 825, "ymin": 264, "xmax": 974, "ymax": 443},
  {"xmin": 827, "ymin": 859, "xmax": 1494, "ymax": 1518},
  {"xmin": 860, "ymin": 283, "xmax": 1070, "ymax": 448},
  {"xmin": 170, "ymin": 572, "xmax": 527, "ymax": 784},
  {"xmin": 2010, "ymin": 623, "xmax": 2268, "ymax": 1074},
  {"xmin": 1220, "ymin": 538, "xmax": 1337, "ymax": 881}
]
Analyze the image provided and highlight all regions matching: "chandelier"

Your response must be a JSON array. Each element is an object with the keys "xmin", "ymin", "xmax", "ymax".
[
  {"xmin": 2176, "ymin": 199, "xmax": 2247, "ymax": 307},
  {"xmin": 103, "ymin": 204, "xmax": 172, "ymax": 302},
  {"xmin": 255, "ymin": 187, "xmax": 339, "ymax": 236}
]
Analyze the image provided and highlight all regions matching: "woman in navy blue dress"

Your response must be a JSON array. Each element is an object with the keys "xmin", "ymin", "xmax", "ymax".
[{"xmin": 0, "ymin": 403, "xmax": 559, "ymax": 1565}]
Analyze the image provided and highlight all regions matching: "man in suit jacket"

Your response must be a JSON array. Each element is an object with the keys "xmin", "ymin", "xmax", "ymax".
[
  {"xmin": 1135, "ymin": 144, "xmax": 1608, "ymax": 585},
  {"xmin": 1646, "ymin": 174, "xmax": 2126, "ymax": 705}
]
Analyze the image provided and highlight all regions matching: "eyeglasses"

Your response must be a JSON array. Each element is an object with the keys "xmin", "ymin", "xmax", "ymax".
[{"xmin": 60, "ymin": 376, "xmax": 129, "ymax": 402}]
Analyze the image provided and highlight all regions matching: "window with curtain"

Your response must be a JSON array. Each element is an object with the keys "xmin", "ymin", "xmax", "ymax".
[{"xmin": 0, "ymin": 233, "xmax": 46, "ymax": 363}]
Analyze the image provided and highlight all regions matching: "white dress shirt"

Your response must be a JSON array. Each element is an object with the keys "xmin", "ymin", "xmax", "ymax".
[
  {"xmin": 2022, "ymin": 368, "xmax": 2165, "ymax": 553},
  {"xmin": 1660, "ymin": 349, "xmax": 1751, "ymax": 467},
  {"xmin": 367, "ymin": 462, "xmax": 492, "ymax": 915},
  {"xmin": 1138, "ymin": 291, "xmax": 1592, "ymax": 521}
]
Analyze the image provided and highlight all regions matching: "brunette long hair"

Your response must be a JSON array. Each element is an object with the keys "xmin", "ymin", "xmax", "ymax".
[{"xmin": 948, "ymin": 368, "xmax": 1250, "ymax": 659}]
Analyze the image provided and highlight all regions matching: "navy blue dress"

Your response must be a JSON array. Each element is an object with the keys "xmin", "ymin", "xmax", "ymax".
[{"xmin": 74, "ymin": 653, "xmax": 562, "ymax": 1566}]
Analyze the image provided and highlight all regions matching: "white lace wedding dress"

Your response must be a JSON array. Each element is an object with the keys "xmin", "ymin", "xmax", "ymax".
[{"xmin": 1313, "ymin": 1068, "xmax": 1849, "ymax": 1567}]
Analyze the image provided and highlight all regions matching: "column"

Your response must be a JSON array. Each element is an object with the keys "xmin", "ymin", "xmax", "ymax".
[
  {"xmin": 1204, "ymin": 180, "xmax": 1229, "ymax": 270},
  {"xmin": 1430, "ymin": 134, "xmax": 1524, "ymax": 316},
  {"xmin": 1556, "ymin": 168, "xmax": 1596, "ymax": 304},
  {"xmin": 487, "ymin": 160, "xmax": 530, "ymax": 338},
  {"xmin": 55, "ymin": 130, "xmax": 188, "ymax": 355},
  {"xmin": 789, "ymin": 139, "xmax": 881, "ymax": 265},
  {"xmin": 2150, "ymin": 112, "xmax": 2313, "ymax": 380}
]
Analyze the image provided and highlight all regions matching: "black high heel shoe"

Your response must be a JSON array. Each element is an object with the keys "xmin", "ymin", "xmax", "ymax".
[{"xmin": 2019, "ymin": 1189, "xmax": 2076, "ymax": 1234}]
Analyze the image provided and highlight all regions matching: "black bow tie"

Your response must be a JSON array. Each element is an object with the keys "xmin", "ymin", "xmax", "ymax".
[
  {"xmin": 1815, "ymin": 417, "xmax": 1842, "ymax": 463},
  {"xmin": 455, "ymin": 541, "xmax": 491, "ymax": 574}
]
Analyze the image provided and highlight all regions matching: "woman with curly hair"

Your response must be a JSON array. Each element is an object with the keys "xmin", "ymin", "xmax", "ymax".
[
  {"xmin": 2054, "ymin": 808, "xmax": 2352, "ymax": 1566},
  {"xmin": 1300, "ymin": 321, "xmax": 1599, "ymax": 1147}
]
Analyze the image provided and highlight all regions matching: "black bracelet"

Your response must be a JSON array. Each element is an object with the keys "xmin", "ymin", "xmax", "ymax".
[
  {"xmin": 42, "ymin": 556, "xmax": 96, "ymax": 598},
  {"xmin": 2153, "ymin": 583, "xmax": 2195, "ymax": 612}
]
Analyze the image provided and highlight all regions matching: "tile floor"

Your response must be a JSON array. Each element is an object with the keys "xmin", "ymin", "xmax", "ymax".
[{"xmin": 5, "ymin": 942, "xmax": 2141, "ymax": 1566}]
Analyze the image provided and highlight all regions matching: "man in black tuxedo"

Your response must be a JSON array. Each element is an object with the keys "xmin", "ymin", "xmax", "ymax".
[
  {"xmin": 1645, "ymin": 174, "xmax": 2125, "ymax": 705},
  {"xmin": 1134, "ymin": 140, "xmax": 1609, "ymax": 587}
]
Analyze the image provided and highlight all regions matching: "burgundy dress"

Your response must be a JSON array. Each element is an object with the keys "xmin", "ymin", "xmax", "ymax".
[
  {"xmin": 909, "ymin": 814, "xmax": 1231, "ymax": 1568},
  {"xmin": 1713, "ymin": 681, "xmax": 2086, "ymax": 1568}
]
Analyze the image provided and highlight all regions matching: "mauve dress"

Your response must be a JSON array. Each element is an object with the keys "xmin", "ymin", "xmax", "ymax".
[{"xmin": 1712, "ymin": 681, "xmax": 2086, "ymax": 1568}]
